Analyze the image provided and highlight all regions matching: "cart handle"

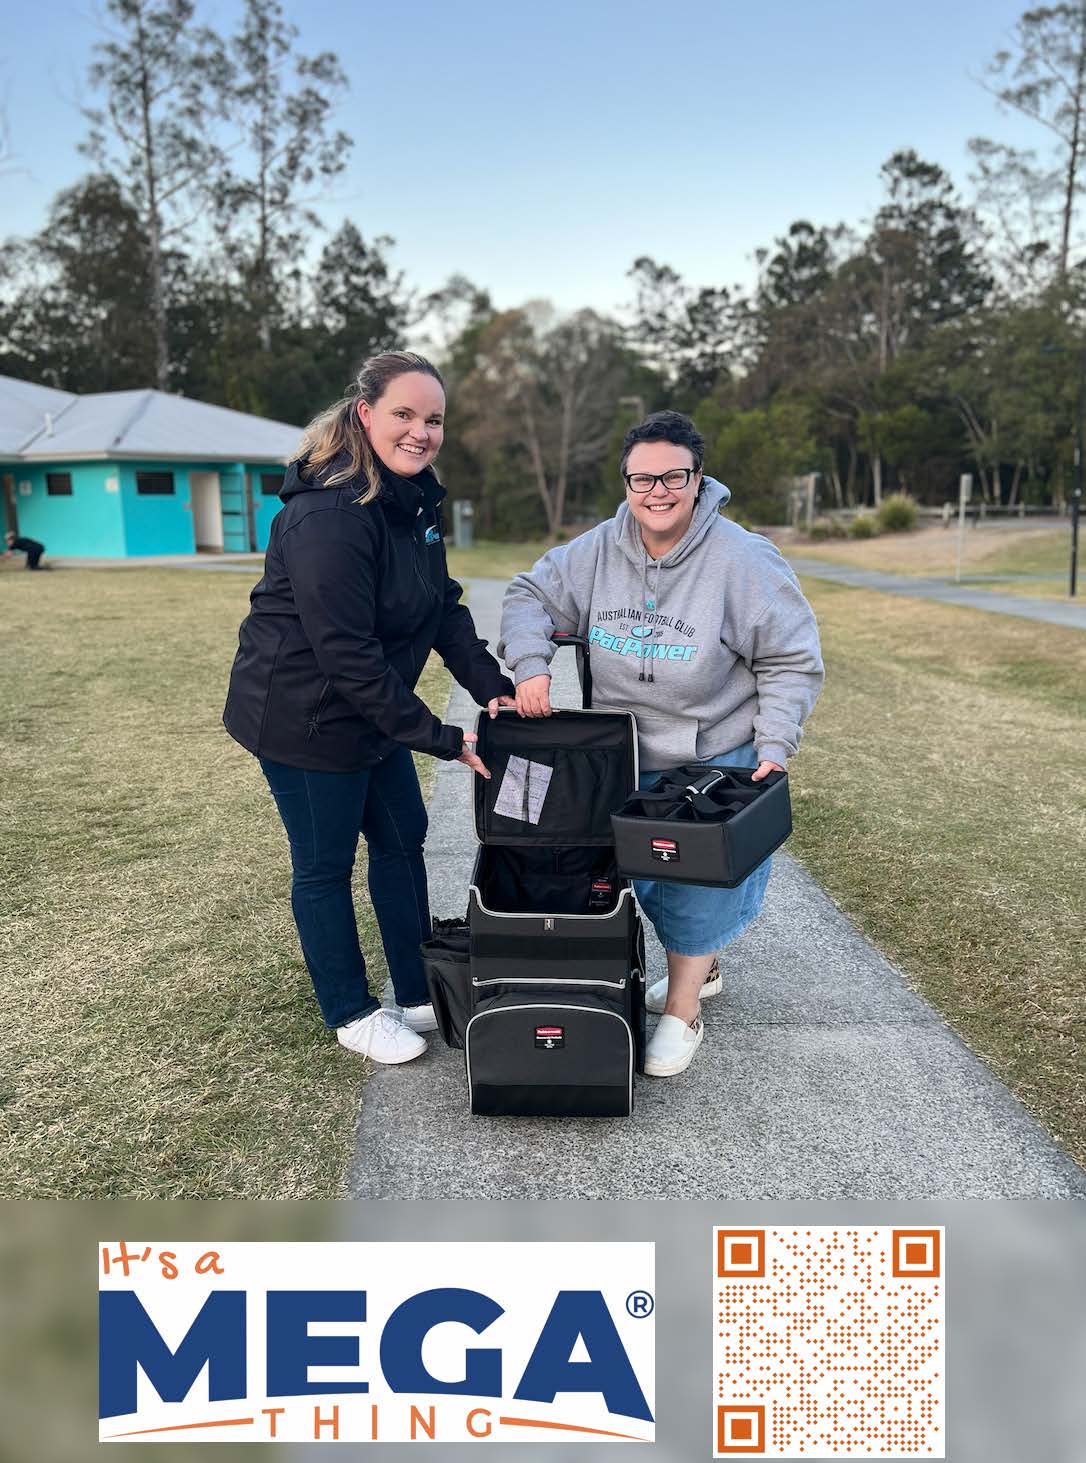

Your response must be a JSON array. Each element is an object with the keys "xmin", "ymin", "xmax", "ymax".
[{"xmin": 550, "ymin": 631, "xmax": 592, "ymax": 709}]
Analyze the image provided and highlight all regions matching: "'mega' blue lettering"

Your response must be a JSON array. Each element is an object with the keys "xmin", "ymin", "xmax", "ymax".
[
  {"xmin": 100, "ymin": 1286, "xmax": 650, "ymax": 1423},
  {"xmin": 99, "ymin": 1291, "xmax": 246, "ymax": 1420},
  {"xmin": 514, "ymin": 1291, "xmax": 653, "ymax": 1422},
  {"xmin": 267, "ymin": 1291, "xmax": 369, "ymax": 1396},
  {"xmin": 380, "ymin": 1288, "xmax": 503, "ymax": 1395}
]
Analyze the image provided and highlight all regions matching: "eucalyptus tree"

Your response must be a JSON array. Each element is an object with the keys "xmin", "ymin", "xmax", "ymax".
[
  {"xmin": 0, "ymin": 175, "xmax": 157, "ymax": 391},
  {"xmin": 310, "ymin": 222, "xmax": 408, "ymax": 401},
  {"xmin": 970, "ymin": 1, "xmax": 1086, "ymax": 286},
  {"xmin": 82, "ymin": 0, "xmax": 231, "ymax": 389},
  {"xmin": 625, "ymin": 256, "xmax": 738, "ymax": 406},
  {"xmin": 219, "ymin": 0, "xmax": 352, "ymax": 353},
  {"xmin": 458, "ymin": 306, "xmax": 629, "ymax": 541}
]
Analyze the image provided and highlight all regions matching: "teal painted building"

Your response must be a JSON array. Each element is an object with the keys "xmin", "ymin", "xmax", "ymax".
[{"xmin": 0, "ymin": 376, "xmax": 300, "ymax": 557}]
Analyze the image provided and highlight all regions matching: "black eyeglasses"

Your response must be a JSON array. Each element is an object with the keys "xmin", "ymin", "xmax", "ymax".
[{"xmin": 623, "ymin": 467, "xmax": 698, "ymax": 493}]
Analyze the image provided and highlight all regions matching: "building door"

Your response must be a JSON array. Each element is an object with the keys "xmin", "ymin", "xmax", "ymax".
[
  {"xmin": 219, "ymin": 472, "xmax": 250, "ymax": 552},
  {"xmin": 190, "ymin": 471, "xmax": 224, "ymax": 551},
  {"xmin": 2, "ymin": 474, "xmax": 17, "ymax": 535}
]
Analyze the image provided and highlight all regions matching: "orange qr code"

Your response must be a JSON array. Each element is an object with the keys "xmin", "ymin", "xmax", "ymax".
[{"xmin": 713, "ymin": 1227, "xmax": 944, "ymax": 1458}]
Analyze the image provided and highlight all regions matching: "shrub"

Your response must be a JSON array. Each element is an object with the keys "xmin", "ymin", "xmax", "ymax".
[
  {"xmin": 848, "ymin": 513, "xmax": 879, "ymax": 539},
  {"xmin": 876, "ymin": 492, "xmax": 918, "ymax": 533},
  {"xmin": 808, "ymin": 516, "xmax": 847, "ymax": 541}
]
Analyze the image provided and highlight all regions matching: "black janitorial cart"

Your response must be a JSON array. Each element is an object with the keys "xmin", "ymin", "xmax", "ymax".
[{"xmin": 425, "ymin": 635, "xmax": 647, "ymax": 1116}]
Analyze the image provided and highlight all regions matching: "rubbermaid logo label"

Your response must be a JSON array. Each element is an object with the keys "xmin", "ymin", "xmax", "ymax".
[{"xmin": 98, "ymin": 1241, "xmax": 654, "ymax": 1444}]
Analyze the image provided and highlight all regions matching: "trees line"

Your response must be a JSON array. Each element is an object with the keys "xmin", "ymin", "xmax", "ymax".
[{"xmin": 4, "ymin": 0, "xmax": 1086, "ymax": 535}]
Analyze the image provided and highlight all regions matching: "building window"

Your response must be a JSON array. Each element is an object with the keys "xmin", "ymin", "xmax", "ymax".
[
  {"xmin": 46, "ymin": 472, "xmax": 73, "ymax": 496},
  {"xmin": 261, "ymin": 473, "xmax": 285, "ymax": 496},
  {"xmin": 136, "ymin": 471, "xmax": 175, "ymax": 495}
]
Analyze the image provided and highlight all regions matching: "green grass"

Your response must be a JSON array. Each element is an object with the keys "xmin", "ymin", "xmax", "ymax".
[
  {"xmin": 791, "ymin": 578, "xmax": 1086, "ymax": 1167},
  {"xmin": 445, "ymin": 538, "xmax": 550, "ymax": 581},
  {"xmin": 0, "ymin": 566, "xmax": 451, "ymax": 1199}
]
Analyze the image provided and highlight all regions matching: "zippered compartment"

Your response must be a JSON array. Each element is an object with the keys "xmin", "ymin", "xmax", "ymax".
[{"xmin": 465, "ymin": 996, "xmax": 634, "ymax": 1117}]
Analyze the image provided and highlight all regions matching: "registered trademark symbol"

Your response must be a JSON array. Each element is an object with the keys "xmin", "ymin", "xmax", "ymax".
[{"xmin": 626, "ymin": 1290, "xmax": 654, "ymax": 1317}]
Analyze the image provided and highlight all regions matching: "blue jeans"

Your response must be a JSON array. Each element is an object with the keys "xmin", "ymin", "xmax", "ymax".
[
  {"xmin": 260, "ymin": 747, "xmax": 432, "ymax": 1028},
  {"xmin": 633, "ymin": 741, "xmax": 773, "ymax": 957}
]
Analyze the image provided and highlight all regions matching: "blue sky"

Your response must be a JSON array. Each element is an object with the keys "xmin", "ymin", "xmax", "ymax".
[{"xmin": 4, "ymin": 0, "xmax": 1043, "ymax": 316}]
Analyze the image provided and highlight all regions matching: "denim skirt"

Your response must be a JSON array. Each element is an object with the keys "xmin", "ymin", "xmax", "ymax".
[{"xmin": 632, "ymin": 740, "xmax": 773, "ymax": 957}]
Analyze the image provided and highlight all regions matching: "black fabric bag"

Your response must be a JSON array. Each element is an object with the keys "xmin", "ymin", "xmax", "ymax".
[
  {"xmin": 611, "ymin": 763, "xmax": 791, "ymax": 888},
  {"xmin": 422, "ymin": 917, "xmax": 471, "ymax": 1049},
  {"xmin": 431, "ymin": 634, "xmax": 647, "ymax": 1118}
]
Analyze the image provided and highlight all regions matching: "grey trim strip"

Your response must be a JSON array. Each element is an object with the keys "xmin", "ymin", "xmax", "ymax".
[{"xmin": 467, "ymin": 883, "xmax": 634, "ymax": 919}]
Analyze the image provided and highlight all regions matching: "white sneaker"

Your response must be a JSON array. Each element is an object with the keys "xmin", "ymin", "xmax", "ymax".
[
  {"xmin": 337, "ymin": 1008, "xmax": 427, "ymax": 1064},
  {"xmin": 645, "ymin": 959, "xmax": 721, "ymax": 1014},
  {"xmin": 643, "ymin": 1013, "xmax": 704, "ymax": 1077},
  {"xmin": 397, "ymin": 1002, "xmax": 438, "ymax": 1034}
]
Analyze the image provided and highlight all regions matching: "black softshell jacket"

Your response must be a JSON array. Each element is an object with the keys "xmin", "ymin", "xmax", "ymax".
[{"xmin": 223, "ymin": 459, "xmax": 513, "ymax": 770}]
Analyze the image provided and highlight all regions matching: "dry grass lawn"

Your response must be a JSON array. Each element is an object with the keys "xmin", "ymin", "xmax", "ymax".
[
  {"xmin": 3, "ymin": 555, "xmax": 1083, "ymax": 1194},
  {"xmin": 791, "ymin": 579, "xmax": 1086, "ymax": 1167},
  {"xmin": 0, "ymin": 565, "xmax": 451, "ymax": 1199},
  {"xmin": 787, "ymin": 520, "xmax": 1073, "ymax": 589}
]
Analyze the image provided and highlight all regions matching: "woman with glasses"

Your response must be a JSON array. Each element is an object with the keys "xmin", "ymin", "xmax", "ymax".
[{"xmin": 499, "ymin": 410, "xmax": 823, "ymax": 1078}]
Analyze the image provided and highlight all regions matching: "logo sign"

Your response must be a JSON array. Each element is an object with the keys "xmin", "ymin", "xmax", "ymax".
[
  {"xmin": 651, "ymin": 838, "xmax": 679, "ymax": 863},
  {"xmin": 534, "ymin": 1025, "xmax": 565, "ymax": 1049},
  {"xmin": 99, "ymin": 1242, "xmax": 654, "ymax": 1444}
]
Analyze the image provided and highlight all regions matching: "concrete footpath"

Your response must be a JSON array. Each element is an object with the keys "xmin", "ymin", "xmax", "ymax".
[
  {"xmin": 788, "ymin": 556, "xmax": 1086, "ymax": 630},
  {"xmin": 348, "ymin": 577, "xmax": 1086, "ymax": 1200}
]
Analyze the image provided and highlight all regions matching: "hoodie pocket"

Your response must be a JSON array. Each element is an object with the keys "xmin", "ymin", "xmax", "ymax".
[{"xmin": 634, "ymin": 711, "xmax": 699, "ymax": 767}]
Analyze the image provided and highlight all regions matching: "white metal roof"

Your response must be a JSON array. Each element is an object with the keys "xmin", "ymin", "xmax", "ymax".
[
  {"xmin": 0, "ymin": 375, "xmax": 301, "ymax": 463},
  {"xmin": 0, "ymin": 376, "xmax": 78, "ymax": 455}
]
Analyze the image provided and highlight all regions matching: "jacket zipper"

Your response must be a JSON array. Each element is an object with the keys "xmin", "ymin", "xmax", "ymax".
[{"xmin": 306, "ymin": 680, "xmax": 332, "ymax": 739}]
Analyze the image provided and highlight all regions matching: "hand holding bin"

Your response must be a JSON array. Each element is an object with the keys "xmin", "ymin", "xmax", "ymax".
[{"xmin": 611, "ymin": 763, "xmax": 792, "ymax": 888}]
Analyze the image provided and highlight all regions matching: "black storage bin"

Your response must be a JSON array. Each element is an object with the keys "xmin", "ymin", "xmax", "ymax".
[
  {"xmin": 463, "ymin": 701, "xmax": 646, "ymax": 1116},
  {"xmin": 422, "ymin": 917, "xmax": 471, "ymax": 1049},
  {"xmin": 611, "ymin": 763, "xmax": 792, "ymax": 888}
]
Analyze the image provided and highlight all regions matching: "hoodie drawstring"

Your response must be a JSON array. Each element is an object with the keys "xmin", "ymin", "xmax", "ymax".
[{"xmin": 638, "ymin": 551, "xmax": 664, "ymax": 683}]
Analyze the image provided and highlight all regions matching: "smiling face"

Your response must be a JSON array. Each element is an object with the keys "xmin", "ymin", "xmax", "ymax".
[
  {"xmin": 624, "ymin": 441, "xmax": 702, "ymax": 555},
  {"xmin": 357, "ymin": 370, "xmax": 446, "ymax": 476}
]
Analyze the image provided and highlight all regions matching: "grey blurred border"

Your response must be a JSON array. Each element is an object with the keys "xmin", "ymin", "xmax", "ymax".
[{"xmin": 4, "ymin": 1200, "xmax": 1083, "ymax": 1463}]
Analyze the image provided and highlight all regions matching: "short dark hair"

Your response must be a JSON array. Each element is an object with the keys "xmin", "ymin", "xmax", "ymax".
[{"xmin": 619, "ymin": 410, "xmax": 705, "ymax": 476}]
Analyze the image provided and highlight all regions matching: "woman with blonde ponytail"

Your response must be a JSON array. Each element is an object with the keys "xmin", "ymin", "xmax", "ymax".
[{"xmin": 224, "ymin": 352, "xmax": 515, "ymax": 1065}]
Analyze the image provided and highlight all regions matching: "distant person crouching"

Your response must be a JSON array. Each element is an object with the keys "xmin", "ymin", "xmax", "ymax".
[{"xmin": 3, "ymin": 531, "xmax": 46, "ymax": 569}]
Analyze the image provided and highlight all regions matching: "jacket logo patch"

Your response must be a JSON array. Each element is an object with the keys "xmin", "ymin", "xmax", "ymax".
[{"xmin": 424, "ymin": 526, "xmax": 441, "ymax": 545}]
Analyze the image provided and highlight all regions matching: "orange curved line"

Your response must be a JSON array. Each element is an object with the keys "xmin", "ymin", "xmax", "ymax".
[
  {"xmin": 499, "ymin": 1414, "xmax": 649, "ymax": 1441},
  {"xmin": 103, "ymin": 1417, "xmax": 255, "ymax": 1439}
]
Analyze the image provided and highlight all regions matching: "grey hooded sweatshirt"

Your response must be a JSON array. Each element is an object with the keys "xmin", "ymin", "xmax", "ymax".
[{"xmin": 498, "ymin": 478, "xmax": 824, "ymax": 771}]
